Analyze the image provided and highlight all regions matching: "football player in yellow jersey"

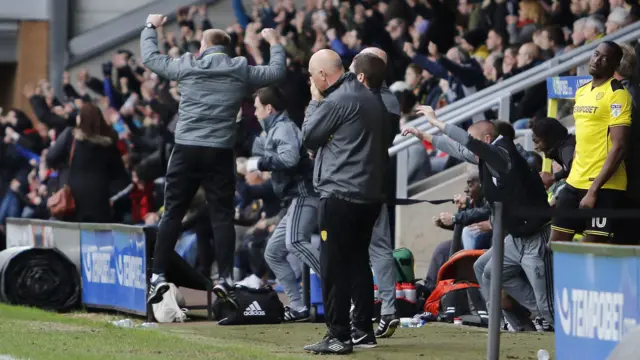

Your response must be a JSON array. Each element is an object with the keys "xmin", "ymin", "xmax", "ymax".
[{"xmin": 551, "ymin": 41, "xmax": 631, "ymax": 243}]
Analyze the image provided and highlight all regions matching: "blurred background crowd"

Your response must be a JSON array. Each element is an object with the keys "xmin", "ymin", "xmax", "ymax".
[{"xmin": 1, "ymin": 0, "xmax": 639, "ymax": 278}]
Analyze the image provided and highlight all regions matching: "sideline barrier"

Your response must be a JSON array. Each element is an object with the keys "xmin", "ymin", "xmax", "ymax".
[
  {"xmin": 5, "ymin": 218, "xmax": 213, "ymax": 319},
  {"xmin": 551, "ymin": 242, "xmax": 640, "ymax": 360}
]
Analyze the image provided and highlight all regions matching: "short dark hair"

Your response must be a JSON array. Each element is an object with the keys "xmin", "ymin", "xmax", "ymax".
[
  {"xmin": 525, "ymin": 151, "xmax": 543, "ymax": 173},
  {"xmin": 603, "ymin": 41, "xmax": 624, "ymax": 67},
  {"xmin": 352, "ymin": 53, "xmax": 386, "ymax": 89},
  {"xmin": 543, "ymin": 25, "xmax": 566, "ymax": 47},
  {"xmin": 407, "ymin": 63, "xmax": 423, "ymax": 75},
  {"xmin": 204, "ymin": 29, "xmax": 231, "ymax": 47},
  {"xmin": 530, "ymin": 117, "xmax": 568, "ymax": 146},
  {"xmin": 495, "ymin": 120, "xmax": 516, "ymax": 139},
  {"xmin": 255, "ymin": 86, "xmax": 287, "ymax": 112}
]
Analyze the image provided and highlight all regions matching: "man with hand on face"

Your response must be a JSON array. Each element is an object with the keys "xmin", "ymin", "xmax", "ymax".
[
  {"xmin": 301, "ymin": 49, "xmax": 387, "ymax": 355},
  {"xmin": 349, "ymin": 48, "xmax": 400, "ymax": 340},
  {"xmin": 402, "ymin": 107, "xmax": 554, "ymax": 331},
  {"xmin": 140, "ymin": 14, "xmax": 287, "ymax": 305}
]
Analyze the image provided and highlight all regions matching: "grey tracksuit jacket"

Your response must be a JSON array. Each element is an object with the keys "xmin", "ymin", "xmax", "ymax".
[
  {"xmin": 251, "ymin": 112, "xmax": 316, "ymax": 200},
  {"xmin": 140, "ymin": 27, "xmax": 287, "ymax": 149},
  {"xmin": 302, "ymin": 72, "xmax": 388, "ymax": 203}
]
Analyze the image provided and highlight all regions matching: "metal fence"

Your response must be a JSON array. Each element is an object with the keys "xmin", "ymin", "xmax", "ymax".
[{"xmin": 390, "ymin": 23, "xmax": 640, "ymax": 199}]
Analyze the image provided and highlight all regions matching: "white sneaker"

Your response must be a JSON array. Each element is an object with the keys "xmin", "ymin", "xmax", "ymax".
[{"xmin": 236, "ymin": 274, "xmax": 262, "ymax": 289}]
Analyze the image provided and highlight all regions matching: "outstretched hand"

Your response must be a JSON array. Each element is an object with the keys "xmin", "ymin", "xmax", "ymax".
[
  {"xmin": 415, "ymin": 105, "xmax": 436, "ymax": 120},
  {"xmin": 401, "ymin": 127, "xmax": 424, "ymax": 141}
]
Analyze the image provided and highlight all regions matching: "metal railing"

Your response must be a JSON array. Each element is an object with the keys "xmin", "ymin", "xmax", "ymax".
[
  {"xmin": 391, "ymin": 20, "xmax": 640, "ymax": 147},
  {"xmin": 392, "ymin": 23, "xmax": 640, "ymax": 199}
]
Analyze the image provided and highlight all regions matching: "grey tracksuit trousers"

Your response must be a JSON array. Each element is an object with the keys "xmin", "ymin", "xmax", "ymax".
[
  {"xmin": 369, "ymin": 204, "xmax": 396, "ymax": 316},
  {"xmin": 473, "ymin": 225, "xmax": 554, "ymax": 330},
  {"xmin": 265, "ymin": 196, "xmax": 321, "ymax": 310}
]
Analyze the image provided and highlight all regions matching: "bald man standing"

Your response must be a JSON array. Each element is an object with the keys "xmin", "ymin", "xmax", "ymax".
[
  {"xmin": 302, "ymin": 49, "xmax": 387, "ymax": 355},
  {"xmin": 141, "ymin": 15, "xmax": 286, "ymax": 305}
]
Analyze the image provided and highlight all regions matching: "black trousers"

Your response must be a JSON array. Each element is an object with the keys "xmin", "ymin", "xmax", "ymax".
[
  {"xmin": 319, "ymin": 197, "xmax": 381, "ymax": 340},
  {"xmin": 152, "ymin": 144, "xmax": 236, "ymax": 279},
  {"xmin": 193, "ymin": 214, "xmax": 215, "ymax": 278}
]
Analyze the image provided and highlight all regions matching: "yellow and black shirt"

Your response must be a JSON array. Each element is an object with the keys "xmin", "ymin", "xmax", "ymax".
[{"xmin": 567, "ymin": 78, "xmax": 632, "ymax": 191}]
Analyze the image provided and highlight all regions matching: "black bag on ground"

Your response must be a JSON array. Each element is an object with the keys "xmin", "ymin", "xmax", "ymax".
[
  {"xmin": 438, "ymin": 282, "xmax": 488, "ymax": 327},
  {"xmin": 216, "ymin": 286, "xmax": 284, "ymax": 325},
  {"xmin": 0, "ymin": 247, "xmax": 80, "ymax": 312}
]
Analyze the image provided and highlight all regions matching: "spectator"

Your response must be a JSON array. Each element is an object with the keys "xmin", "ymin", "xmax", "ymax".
[
  {"xmin": 537, "ymin": 25, "xmax": 567, "ymax": 58},
  {"xmin": 483, "ymin": 52, "xmax": 504, "ymax": 86},
  {"xmin": 588, "ymin": 0, "xmax": 611, "ymax": 18},
  {"xmin": 46, "ymin": 103, "xmax": 128, "ymax": 223},
  {"xmin": 509, "ymin": 43, "xmax": 547, "ymax": 125},
  {"xmin": 406, "ymin": 41, "xmax": 484, "ymax": 110},
  {"xmin": 502, "ymin": 45, "xmax": 520, "ymax": 75},
  {"xmin": 530, "ymin": 117, "xmax": 576, "ymax": 189},
  {"xmin": 404, "ymin": 63, "xmax": 442, "ymax": 108},
  {"xmin": 583, "ymin": 16, "xmax": 606, "ymax": 44},
  {"xmin": 434, "ymin": 171, "xmax": 492, "ymax": 250},
  {"xmin": 609, "ymin": 0, "xmax": 640, "ymax": 19},
  {"xmin": 606, "ymin": 7, "xmax": 632, "ymax": 34},
  {"xmin": 572, "ymin": 17, "xmax": 588, "ymax": 46},
  {"xmin": 486, "ymin": 28, "xmax": 508, "ymax": 55},
  {"xmin": 507, "ymin": 0, "xmax": 547, "ymax": 44},
  {"xmin": 460, "ymin": 29, "xmax": 490, "ymax": 61}
]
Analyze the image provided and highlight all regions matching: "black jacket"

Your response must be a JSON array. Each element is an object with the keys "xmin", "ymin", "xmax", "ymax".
[
  {"xmin": 479, "ymin": 137, "xmax": 550, "ymax": 237},
  {"xmin": 621, "ymin": 79, "xmax": 640, "ymax": 202},
  {"xmin": 46, "ymin": 128, "xmax": 129, "ymax": 223},
  {"xmin": 302, "ymin": 73, "xmax": 388, "ymax": 203},
  {"xmin": 432, "ymin": 125, "xmax": 549, "ymax": 237},
  {"xmin": 454, "ymin": 200, "xmax": 491, "ymax": 226},
  {"xmin": 546, "ymin": 134, "xmax": 576, "ymax": 182}
]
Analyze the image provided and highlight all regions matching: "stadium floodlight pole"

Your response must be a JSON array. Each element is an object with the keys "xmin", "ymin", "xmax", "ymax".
[{"xmin": 486, "ymin": 202, "xmax": 505, "ymax": 360}]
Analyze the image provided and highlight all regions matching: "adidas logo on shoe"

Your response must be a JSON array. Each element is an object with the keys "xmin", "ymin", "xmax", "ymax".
[{"xmin": 243, "ymin": 301, "xmax": 266, "ymax": 316}]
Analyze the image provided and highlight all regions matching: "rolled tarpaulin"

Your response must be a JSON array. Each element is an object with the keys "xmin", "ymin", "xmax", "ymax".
[{"xmin": 0, "ymin": 246, "xmax": 80, "ymax": 312}]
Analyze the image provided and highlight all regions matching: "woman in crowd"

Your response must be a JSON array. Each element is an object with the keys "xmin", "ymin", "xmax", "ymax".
[{"xmin": 46, "ymin": 103, "xmax": 129, "ymax": 223}]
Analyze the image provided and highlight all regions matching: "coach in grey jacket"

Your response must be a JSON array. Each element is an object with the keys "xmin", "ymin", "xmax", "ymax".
[
  {"xmin": 245, "ymin": 87, "xmax": 320, "ymax": 322},
  {"xmin": 141, "ymin": 14, "xmax": 287, "ymax": 306},
  {"xmin": 302, "ymin": 50, "xmax": 387, "ymax": 355}
]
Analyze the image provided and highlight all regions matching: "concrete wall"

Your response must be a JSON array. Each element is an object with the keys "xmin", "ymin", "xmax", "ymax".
[
  {"xmin": 0, "ymin": 21, "xmax": 18, "ymax": 63},
  {"xmin": 395, "ymin": 163, "xmax": 472, "ymax": 279},
  {"xmin": 0, "ymin": 0, "xmax": 49, "ymax": 20},
  {"xmin": 71, "ymin": 0, "xmax": 156, "ymax": 36}
]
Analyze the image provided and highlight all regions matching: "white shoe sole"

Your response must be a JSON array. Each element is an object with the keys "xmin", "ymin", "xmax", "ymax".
[{"xmin": 376, "ymin": 318, "xmax": 400, "ymax": 338}]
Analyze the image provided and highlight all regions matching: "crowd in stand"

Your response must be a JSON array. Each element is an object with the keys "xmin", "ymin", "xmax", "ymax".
[{"xmin": 0, "ymin": 0, "xmax": 639, "ymax": 308}]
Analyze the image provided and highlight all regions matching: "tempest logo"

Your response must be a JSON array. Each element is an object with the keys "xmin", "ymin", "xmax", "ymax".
[
  {"xmin": 556, "ymin": 288, "xmax": 636, "ymax": 342},
  {"xmin": 115, "ymin": 255, "xmax": 145, "ymax": 289},
  {"xmin": 82, "ymin": 246, "xmax": 116, "ymax": 285}
]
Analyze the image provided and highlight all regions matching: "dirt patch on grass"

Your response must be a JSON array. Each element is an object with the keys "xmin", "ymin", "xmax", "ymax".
[{"xmin": 22, "ymin": 321, "xmax": 94, "ymax": 333}]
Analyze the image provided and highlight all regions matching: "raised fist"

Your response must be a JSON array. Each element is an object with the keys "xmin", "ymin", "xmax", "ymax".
[
  {"xmin": 146, "ymin": 14, "xmax": 167, "ymax": 28},
  {"xmin": 260, "ymin": 28, "xmax": 280, "ymax": 45}
]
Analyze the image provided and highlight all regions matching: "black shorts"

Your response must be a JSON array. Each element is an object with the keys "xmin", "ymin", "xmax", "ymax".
[{"xmin": 551, "ymin": 184, "xmax": 626, "ymax": 238}]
